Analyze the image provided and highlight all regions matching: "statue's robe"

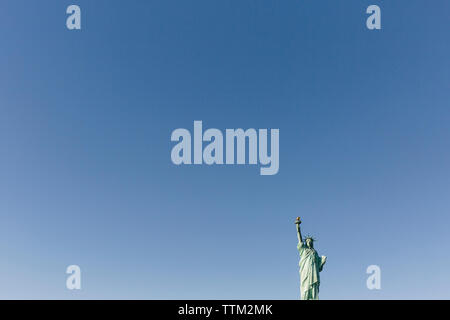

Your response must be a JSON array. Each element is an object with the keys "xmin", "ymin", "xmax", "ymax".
[{"xmin": 297, "ymin": 242, "xmax": 327, "ymax": 300}]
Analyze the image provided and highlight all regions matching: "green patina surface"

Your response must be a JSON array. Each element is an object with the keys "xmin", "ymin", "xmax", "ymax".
[{"xmin": 297, "ymin": 241, "xmax": 326, "ymax": 300}]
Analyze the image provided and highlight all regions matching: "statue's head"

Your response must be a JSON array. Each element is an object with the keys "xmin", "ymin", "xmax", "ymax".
[{"xmin": 305, "ymin": 237, "xmax": 315, "ymax": 248}]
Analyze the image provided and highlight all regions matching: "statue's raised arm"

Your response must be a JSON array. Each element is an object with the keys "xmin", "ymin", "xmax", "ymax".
[{"xmin": 295, "ymin": 217, "xmax": 303, "ymax": 244}]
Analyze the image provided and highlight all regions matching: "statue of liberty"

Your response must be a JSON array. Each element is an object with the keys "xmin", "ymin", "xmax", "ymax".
[{"xmin": 295, "ymin": 217, "xmax": 327, "ymax": 300}]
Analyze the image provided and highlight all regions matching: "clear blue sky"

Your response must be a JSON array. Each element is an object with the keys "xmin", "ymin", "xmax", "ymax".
[{"xmin": 1, "ymin": 0, "xmax": 449, "ymax": 299}]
